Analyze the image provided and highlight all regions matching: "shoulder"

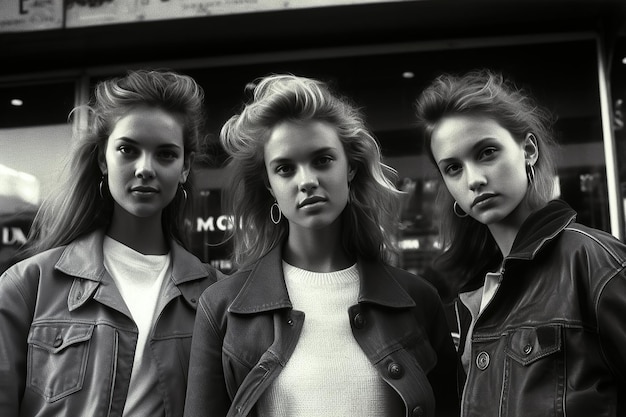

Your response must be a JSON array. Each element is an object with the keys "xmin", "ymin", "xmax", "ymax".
[
  {"xmin": 3, "ymin": 245, "xmax": 66, "ymax": 279},
  {"xmin": 198, "ymin": 266, "xmax": 253, "ymax": 307},
  {"xmin": 0, "ymin": 245, "xmax": 67, "ymax": 304},
  {"xmin": 558, "ymin": 223, "xmax": 626, "ymax": 265}
]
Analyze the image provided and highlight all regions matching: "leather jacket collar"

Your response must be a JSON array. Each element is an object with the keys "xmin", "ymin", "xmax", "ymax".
[
  {"xmin": 507, "ymin": 199, "xmax": 577, "ymax": 262},
  {"xmin": 228, "ymin": 245, "xmax": 416, "ymax": 315}
]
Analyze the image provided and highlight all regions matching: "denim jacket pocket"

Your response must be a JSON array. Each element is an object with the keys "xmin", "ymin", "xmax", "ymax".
[
  {"xmin": 504, "ymin": 325, "xmax": 562, "ymax": 366},
  {"xmin": 27, "ymin": 322, "xmax": 94, "ymax": 402}
]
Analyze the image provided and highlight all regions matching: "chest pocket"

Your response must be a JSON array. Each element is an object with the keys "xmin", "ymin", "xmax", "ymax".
[
  {"xmin": 27, "ymin": 323, "xmax": 94, "ymax": 402},
  {"xmin": 505, "ymin": 325, "xmax": 562, "ymax": 365},
  {"xmin": 502, "ymin": 325, "xmax": 564, "ymax": 415}
]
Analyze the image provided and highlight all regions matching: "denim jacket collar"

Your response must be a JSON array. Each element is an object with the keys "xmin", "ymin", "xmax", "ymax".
[
  {"xmin": 229, "ymin": 244, "xmax": 415, "ymax": 315},
  {"xmin": 55, "ymin": 229, "xmax": 210, "ymax": 311}
]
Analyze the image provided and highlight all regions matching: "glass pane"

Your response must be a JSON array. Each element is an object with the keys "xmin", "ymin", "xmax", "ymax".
[
  {"xmin": 0, "ymin": 81, "xmax": 75, "ymax": 272},
  {"xmin": 179, "ymin": 38, "xmax": 608, "ymax": 274}
]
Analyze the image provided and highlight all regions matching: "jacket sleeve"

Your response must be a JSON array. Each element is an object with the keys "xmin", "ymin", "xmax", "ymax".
[
  {"xmin": 596, "ymin": 270, "xmax": 626, "ymax": 387},
  {"xmin": 426, "ymin": 293, "xmax": 462, "ymax": 417},
  {"xmin": 183, "ymin": 292, "xmax": 231, "ymax": 417},
  {"xmin": 0, "ymin": 265, "xmax": 36, "ymax": 417}
]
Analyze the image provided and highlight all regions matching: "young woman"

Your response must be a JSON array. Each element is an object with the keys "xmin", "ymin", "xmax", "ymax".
[
  {"xmin": 0, "ymin": 69, "xmax": 221, "ymax": 417},
  {"xmin": 184, "ymin": 74, "xmax": 460, "ymax": 417},
  {"xmin": 415, "ymin": 69, "xmax": 626, "ymax": 416}
]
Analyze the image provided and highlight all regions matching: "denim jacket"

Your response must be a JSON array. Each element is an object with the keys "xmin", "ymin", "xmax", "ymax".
[
  {"xmin": 454, "ymin": 200, "xmax": 626, "ymax": 416},
  {"xmin": 184, "ymin": 245, "xmax": 460, "ymax": 417},
  {"xmin": 0, "ymin": 229, "xmax": 220, "ymax": 417}
]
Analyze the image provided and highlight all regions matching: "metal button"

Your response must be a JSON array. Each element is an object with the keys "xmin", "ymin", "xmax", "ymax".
[
  {"xmin": 75, "ymin": 291, "xmax": 82, "ymax": 300},
  {"xmin": 476, "ymin": 351, "xmax": 490, "ymax": 370},
  {"xmin": 412, "ymin": 406, "xmax": 425, "ymax": 417},
  {"xmin": 287, "ymin": 318, "xmax": 294, "ymax": 326},
  {"xmin": 353, "ymin": 313, "xmax": 366, "ymax": 329},
  {"xmin": 523, "ymin": 344, "xmax": 533, "ymax": 355},
  {"xmin": 388, "ymin": 362, "xmax": 404, "ymax": 379},
  {"xmin": 53, "ymin": 337, "xmax": 63, "ymax": 348},
  {"xmin": 190, "ymin": 298, "xmax": 197, "ymax": 303}
]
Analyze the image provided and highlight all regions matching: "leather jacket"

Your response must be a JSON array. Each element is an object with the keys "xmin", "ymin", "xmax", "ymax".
[
  {"xmin": 0, "ymin": 229, "xmax": 221, "ymax": 417},
  {"xmin": 184, "ymin": 245, "xmax": 460, "ymax": 417},
  {"xmin": 454, "ymin": 200, "xmax": 626, "ymax": 416}
]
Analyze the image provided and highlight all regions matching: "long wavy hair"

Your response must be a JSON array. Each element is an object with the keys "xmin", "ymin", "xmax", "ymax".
[
  {"xmin": 221, "ymin": 74, "xmax": 403, "ymax": 268},
  {"xmin": 23, "ymin": 69, "xmax": 207, "ymax": 256},
  {"xmin": 415, "ymin": 69, "xmax": 558, "ymax": 297}
]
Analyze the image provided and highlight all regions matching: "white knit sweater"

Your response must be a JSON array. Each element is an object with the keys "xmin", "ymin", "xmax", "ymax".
[{"xmin": 256, "ymin": 261, "xmax": 398, "ymax": 416}]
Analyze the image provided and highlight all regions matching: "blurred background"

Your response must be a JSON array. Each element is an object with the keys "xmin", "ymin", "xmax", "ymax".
[{"xmin": 1, "ymin": 0, "xmax": 626, "ymax": 275}]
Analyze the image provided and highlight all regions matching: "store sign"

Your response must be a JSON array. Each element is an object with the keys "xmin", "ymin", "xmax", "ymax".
[
  {"xmin": 196, "ymin": 215, "xmax": 232, "ymax": 233},
  {"xmin": 65, "ymin": 0, "xmax": 400, "ymax": 27},
  {"xmin": 0, "ymin": 0, "xmax": 63, "ymax": 32}
]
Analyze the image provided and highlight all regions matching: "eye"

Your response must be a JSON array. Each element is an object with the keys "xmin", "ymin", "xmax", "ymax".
[
  {"xmin": 118, "ymin": 144, "xmax": 136, "ymax": 155},
  {"xmin": 275, "ymin": 164, "xmax": 295, "ymax": 176},
  {"xmin": 158, "ymin": 149, "xmax": 179, "ymax": 161},
  {"xmin": 479, "ymin": 146, "xmax": 498, "ymax": 160},
  {"xmin": 443, "ymin": 163, "xmax": 462, "ymax": 177},
  {"xmin": 314, "ymin": 155, "xmax": 334, "ymax": 167}
]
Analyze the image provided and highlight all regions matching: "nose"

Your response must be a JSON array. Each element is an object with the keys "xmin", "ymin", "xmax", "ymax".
[
  {"xmin": 135, "ymin": 154, "xmax": 156, "ymax": 179},
  {"xmin": 298, "ymin": 167, "xmax": 319, "ymax": 193},
  {"xmin": 466, "ymin": 164, "xmax": 486, "ymax": 191}
]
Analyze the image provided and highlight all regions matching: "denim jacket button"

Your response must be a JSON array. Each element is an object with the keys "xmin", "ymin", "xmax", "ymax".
[
  {"xmin": 353, "ymin": 313, "xmax": 366, "ymax": 329},
  {"xmin": 412, "ymin": 406, "xmax": 425, "ymax": 417},
  {"xmin": 476, "ymin": 351, "xmax": 490, "ymax": 370},
  {"xmin": 388, "ymin": 362, "xmax": 404, "ymax": 379},
  {"xmin": 523, "ymin": 344, "xmax": 533, "ymax": 355}
]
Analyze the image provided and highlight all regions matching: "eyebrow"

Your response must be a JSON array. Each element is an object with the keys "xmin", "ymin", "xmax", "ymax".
[
  {"xmin": 436, "ymin": 137, "xmax": 496, "ymax": 166},
  {"xmin": 268, "ymin": 146, "xmax": 337, "ymax": 165},
  {"xmin": 114, "ymin": 137, "xmax": 182, "ymax": 150}
]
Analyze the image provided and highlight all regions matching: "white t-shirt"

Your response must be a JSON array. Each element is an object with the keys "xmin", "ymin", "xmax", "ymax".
[{"xmin": 103, "ymin": 236, "xmax": 171, "ymax": 417}]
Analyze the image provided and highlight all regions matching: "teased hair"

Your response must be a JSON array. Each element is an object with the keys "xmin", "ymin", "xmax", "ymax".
[
  {"xmin": 415, "ymin": 69, "xmax": 558, "ymax": 297},
  {"xmin": 221, "ymin": 74, "xmax": 403, "ymax": 268},
  {"xmin": 23, "ymin": 69, "xmax": 207, "ymax": 256}
]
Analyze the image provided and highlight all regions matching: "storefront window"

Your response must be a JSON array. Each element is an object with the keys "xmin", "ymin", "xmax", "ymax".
[
  {"xmin": 51, "ymin": 36, "xmax": 615, "ymax": 274},
  {"xmin": 612, "ymin": 35, "xmax": 626, "ymax": 239},
  {"xmin": 0, "ymin": 80, "xmax": 76, "ymax": 272},
  {"xmin": 173, "ymin": 37, "xmax": 610, "ymax": 274}
]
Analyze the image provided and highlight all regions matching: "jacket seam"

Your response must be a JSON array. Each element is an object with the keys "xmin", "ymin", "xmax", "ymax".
[
  {"xmin": 199, "ymin": 298, "xmax": 224, "ymax": 345},
  {"xmin": 563, "ymin": 227, "xmax": 626, "ymax": 266},
  {"xmin": 473, "ymin": 321, "xmax": 588, "ymax": 339}
]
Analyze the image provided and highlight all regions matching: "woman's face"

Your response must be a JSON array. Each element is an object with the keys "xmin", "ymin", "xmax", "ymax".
[
  {"xmin": 100, "ymin": 105, "xmax": 190, "ymax": 222},
  {"xmin": 430, "ymin": 114, "xmax": 537, "ymax": 229},
  {"xmin": 264, "ymin": 120, "xmax": 354, "ymax": 234}
]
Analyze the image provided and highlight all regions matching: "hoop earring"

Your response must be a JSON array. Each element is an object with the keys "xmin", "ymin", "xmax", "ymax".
[
  {"xmin": 99, "ymin": 176, "xmax": 107, "ymax": 199},
  {"xmin": 179, "ymin": 184, "xmax": 188, "ymax": 205},
  {"xmin": 453, "ymin": 201, "xmax": 469, "ymax": 218},
  {"xmin": 526, "ymin": 162, "xmax": 536, "ymax": 186},
  {"xmin": 347, "ymin": 181, "xmax": 352, "ymax": 205},
  {"xmin": 270, "ymin": 202, "xmax": 282, "ymax": 225}
]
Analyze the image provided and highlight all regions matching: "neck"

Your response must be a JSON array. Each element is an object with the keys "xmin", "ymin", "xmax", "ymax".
[
  {"xmin": 107, "ymin": 207, "xmax": 168, "ymax": 255},
  {"xmin": 487, "ymin": 200, "xmax": 534, "ymax": 257},
  {"xmin": 284, "ymin": 223, "xmax": 354, "ymax": 273}
]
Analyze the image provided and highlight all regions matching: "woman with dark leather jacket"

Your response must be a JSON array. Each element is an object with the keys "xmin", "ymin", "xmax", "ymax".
[
  {"xmin": 0, "ymin": 69, "xmax": 221, "ymax": 417},
  {"xmin": 184, "ymin": 74, "xmax": 460, "ymax": 417},
  {"xmin": 415, "ymin": 69, "xmax": 626, "ymax": 417}
]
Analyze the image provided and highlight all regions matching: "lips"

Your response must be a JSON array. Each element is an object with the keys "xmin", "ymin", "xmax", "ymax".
[
  {"xmin": 298, "ymin": 195, "xmax": 326, "ymax": 209},
  {"xmin": 471, "ymin": 193, "xmax": 496, "ymax": 208},
  {"xmin": 131, "ymin": 186, "xmax": 159, "ymax": 193}
]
